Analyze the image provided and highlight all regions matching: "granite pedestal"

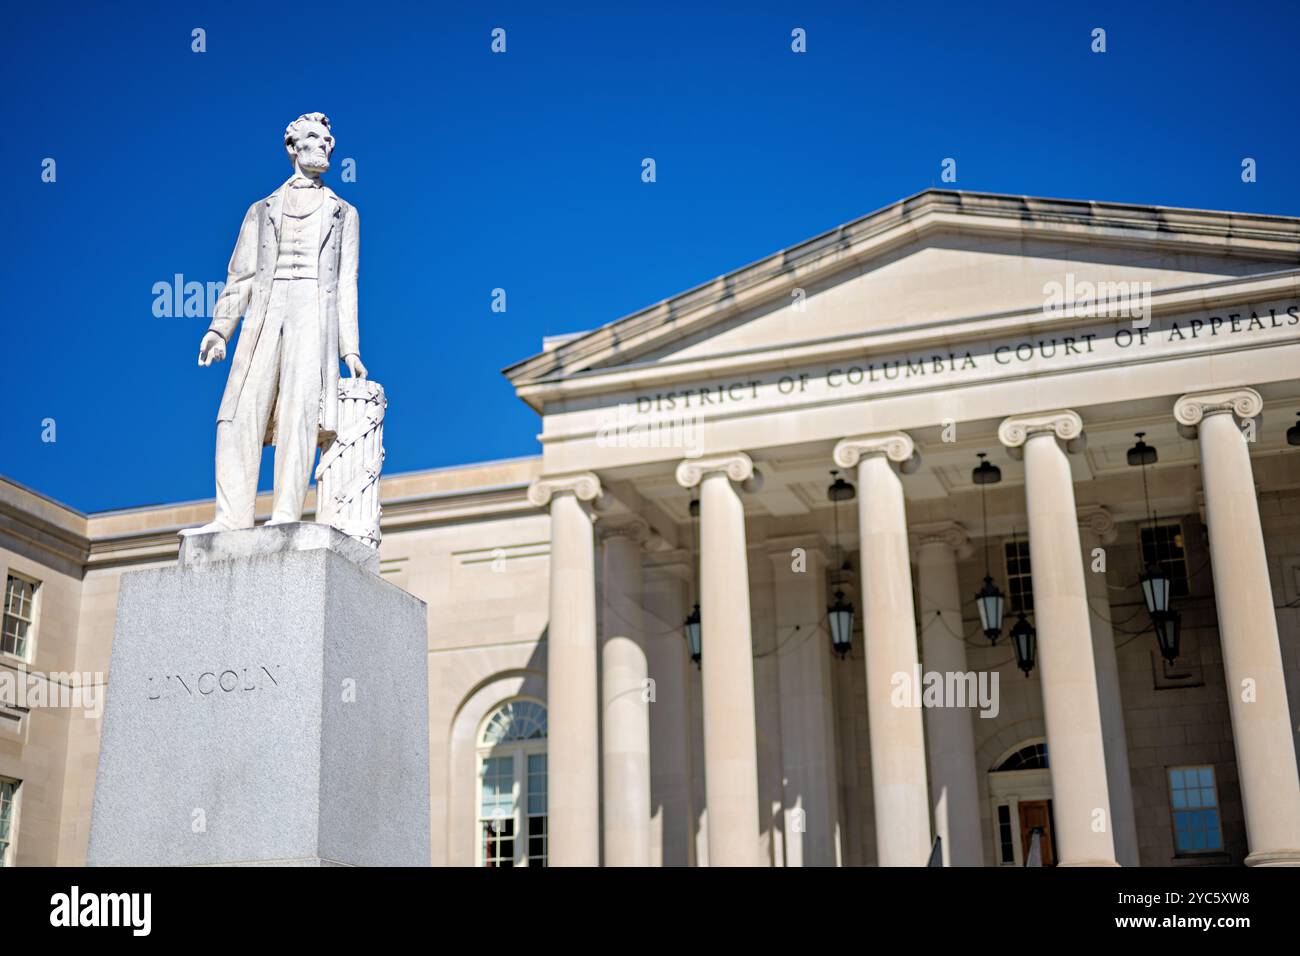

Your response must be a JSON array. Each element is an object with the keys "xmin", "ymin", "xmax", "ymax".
[{"xmin": 87, "ymin": 523, "xmax": 429, "ymax": 866}]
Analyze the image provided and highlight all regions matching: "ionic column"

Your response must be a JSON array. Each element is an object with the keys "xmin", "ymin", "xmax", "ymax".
[
  {"xmin": 998, "ymin": 411, "xmax": 1116, "ymax": 867},
  {"xmin": 600, "ymin": 517, "xmax": 653, "ymax": 867},
  {"xmin": 1077, "ymin": 506, "xmax": 1140, "ymax": 867},
  {"xmin": 675, "ymin": 453, "xmax": 762, "ymax": 867},
  {"xmin": 643, "ymin": 558, "xmax": 696, "ymax": 866},
  {"xmin": 833, "ymin": 432, "xmax": 932, "ymax": 866},
  {"xmin": 767, "ymin": 537, "xmax": 842, "ymax": 867},
  {"xmin": 1175, "ymin": 388, "xmax": 1300, "ymax": 866},
  {"xmin": 911, "ymin": 522, "xmax": 984, "ymax": 867},
  {"xmin": 528, "ymin": 472, "xmax": 603, "ymax": 867}
]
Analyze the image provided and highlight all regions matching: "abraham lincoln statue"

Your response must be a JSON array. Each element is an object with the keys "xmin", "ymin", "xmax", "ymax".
[{"xmin": 183, "ymin": 111, "xmax": 367, "ymax": 535}]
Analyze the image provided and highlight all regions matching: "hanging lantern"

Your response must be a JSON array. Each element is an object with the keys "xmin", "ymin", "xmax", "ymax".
[
  {"xmin": 976, "ymin": 576, "xmax": 1006, "ymax": 644},
  {"xmin": 827, "ymin": 469, "xmax": 856, "ymax": 574},
  {"xmin": 1128, "ymin": 431, "xmax": 1179, "ymax": 663},
  {"xmin": 1009, "ymin": 610, "xmax": 1036, "ymax": 677},
  {"xmin": 827, "ymin": 589, "xmax": 854, "ymax": 659},
  {"xmin": 826, "ymin": 471, "xmax": 856, "ymax": 654},
  {"xmin": 682, "ymin": 603, "xmax": 702, "ymax": 667},
  {"xmin": 827, "ymin": 473, "xmax": 856, "ymax": 502},
  {"xmin": 972, "ymin": 455, "xmax": 1002, "ymax": 487},
  {"xmin": 972, "ymin": 453, "xmax": 1006, "ymax": 643},
  {"xmin": 1140, "ymin": 563, "xmax": 1172, "ymax": 617},
  {"xmin": 1126, "ymin": 432, "xmax": 1158, "ymax": 466},
  {"xmin": 1153, "ymin": 610, "xmax": 1182, "ymax": 663},
  {"xmin": 683, "ymin": 493, "xmax": 703, "ymax": 668}
]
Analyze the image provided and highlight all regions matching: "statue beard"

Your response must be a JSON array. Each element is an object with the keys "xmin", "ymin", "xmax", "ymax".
[{"xmin": 298, "ymin": 153, "xmax": 330, "ymax": 175}]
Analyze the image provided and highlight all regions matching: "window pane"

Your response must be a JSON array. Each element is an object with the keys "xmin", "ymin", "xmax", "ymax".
[
  {"xmin": 1168, "ymin": 767, "xmax": 1222, "ymax": 854},
  {"xmin": 996, "ymin": 804, "xmax": 1014, "ymax": 864},
  {"xmin": 480, "ymin": 755, "xmax": 514, "ymax": 816},
  {"xmin": 1206, "ymin": 818, "xmax": 1222, "ymax": 850}
]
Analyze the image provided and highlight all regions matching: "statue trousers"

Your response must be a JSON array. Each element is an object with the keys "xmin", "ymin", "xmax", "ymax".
[{"xmin": 213, "ymin": 278, "xmax": 323, "ymax": 528}]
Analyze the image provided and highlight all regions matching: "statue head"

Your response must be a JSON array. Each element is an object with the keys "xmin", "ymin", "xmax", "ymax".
[{"xmin": 284, "ymin": 112, "xmax": 334, "ymax": 175}]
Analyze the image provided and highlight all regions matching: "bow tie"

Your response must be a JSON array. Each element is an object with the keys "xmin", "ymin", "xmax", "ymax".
[{"xmin": 289, "ymin": 177, "xmax": 322, "ymax": 189}]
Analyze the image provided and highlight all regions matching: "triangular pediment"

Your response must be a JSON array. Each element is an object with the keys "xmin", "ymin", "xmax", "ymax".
[{"xmin": 504, "ymin": 189, "xmax": 1300, "ymax": 401}]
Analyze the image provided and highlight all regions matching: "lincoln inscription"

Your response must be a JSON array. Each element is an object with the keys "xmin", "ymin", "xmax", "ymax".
[{"xmin": 146, "ymin": 665, "xmax": 282, "ymax": 700}]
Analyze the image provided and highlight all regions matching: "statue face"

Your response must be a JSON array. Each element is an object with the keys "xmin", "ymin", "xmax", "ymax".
[{"xmin": 289, "ymin": 120, "xmax": 333, "ymax": 173}]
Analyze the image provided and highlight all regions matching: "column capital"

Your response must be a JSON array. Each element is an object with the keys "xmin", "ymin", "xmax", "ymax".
[
  {"xmin": 527, "ymin": 471, "xmax": 603, "ymax": 507},
  {"xmin": 910, "ymin": 521, "xmax": 973, "ymax": 559},
  {"xmin": 1077, "ymin": 506, "xmax": 1119, "ymax": 544},
  {"xmin": 675, "ymin": 452, "xmax": 753, "ymax": 488},
  {"xmin": 997, "ymin": 409, "xmax": 1084, "ymax": 449},
  {"xmin": 598, "ymin": 515, "xmax": 652, "ymax": 545},
  {"xmin": 1173, "ymin": 387, "xmax": 1262, "ymax": 427},
  {"xmin": 833, "ymin": 432, "xmax": 915, "ymax": 468}
]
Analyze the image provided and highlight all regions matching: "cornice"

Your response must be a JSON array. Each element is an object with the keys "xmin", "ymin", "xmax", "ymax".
[
  {"xmin": 512, "ymin": 271, "xmax": 1300, "ymax": 411},
  {"xmin": 504, "ymin": 188, "xmax": 1300, "ymax": 400}
]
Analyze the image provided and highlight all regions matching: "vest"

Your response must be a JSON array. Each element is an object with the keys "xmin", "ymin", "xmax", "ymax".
[{"xmin": 274, "ymin": 193, "xmax": 325, "ymax": 279}]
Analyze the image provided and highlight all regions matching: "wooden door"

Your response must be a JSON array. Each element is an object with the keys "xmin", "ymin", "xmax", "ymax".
[{"xmin": 1019, "ymin": 800, "xmax": 1057, "ymax": 866}]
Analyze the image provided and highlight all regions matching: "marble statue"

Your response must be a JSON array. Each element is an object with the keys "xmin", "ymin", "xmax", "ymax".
[{"xmin": 182, "ymin": 112, "xmax": 367, "ymax": 536}]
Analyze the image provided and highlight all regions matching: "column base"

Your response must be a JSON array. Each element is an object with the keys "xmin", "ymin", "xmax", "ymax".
[
  {"xmin": 1245, "ymin": 849, "xmax": 1300, "ymax": 866},
  {"xmin": 1058, "ymin": 859, "xmax": 1121, "ymax": 867}
]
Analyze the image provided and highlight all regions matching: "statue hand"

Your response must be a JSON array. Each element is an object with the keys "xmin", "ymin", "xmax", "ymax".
[
  {"xmin": 344, "ymin": 353, "xmax": 368, "ymax": 379},
  {"xmin": 198, "ymin": 331, "xmax": 226, "ymax": 367}
]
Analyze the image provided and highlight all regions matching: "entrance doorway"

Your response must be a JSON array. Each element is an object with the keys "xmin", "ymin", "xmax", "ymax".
[
  {"xmin": 1017, "ymin": 799, "xmax": 1057, "ymax": 866},
  {"xmin": 987, "ymin": 738, "xmax": 1054, "ymax": 867}
]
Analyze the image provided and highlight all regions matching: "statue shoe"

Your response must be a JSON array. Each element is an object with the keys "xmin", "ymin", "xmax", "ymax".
[{"xmin": 178, "ymin": 520, "xmax": 239, "ymax": 537}]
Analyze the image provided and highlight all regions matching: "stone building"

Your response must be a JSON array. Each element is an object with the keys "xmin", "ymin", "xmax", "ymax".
[{"xmin": 3, "ymin": 189, "xmax": 1300, "ymax": 866}]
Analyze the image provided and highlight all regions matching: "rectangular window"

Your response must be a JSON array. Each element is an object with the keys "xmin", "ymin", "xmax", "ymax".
[
  {"xmin": 3, "ymin": 574, "xmax": 39, "ymax": 660},
  {"xmin": 527, "ymin": 753, "xmax": 547, "ymax": 866},
  {"xmin": 1140, "ymin": 523, "xmax": 1190, "ymax": 597},
  {"xmin": 996, "ymin": 804, "xmax": 1014, "ymax": 864},
  {"xmin": 479, "ymin": 755, "xmax": 515, "ymax": 867},
  {"xmin": 1168, "ymin": 765, "xmax": 1223, "ymax": 855},
  {"xmin": 1004, "ymin": 539, "xmax": 1033, "ymax": 612},
  {"xmin": 0, "ymin": 778, "xmax": 17, "ymax": 866}
]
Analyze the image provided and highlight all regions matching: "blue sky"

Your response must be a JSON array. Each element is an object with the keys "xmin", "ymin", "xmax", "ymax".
[{"xmin": 2, "ymin": 0, "xmax": 1297, "ymax": 512}]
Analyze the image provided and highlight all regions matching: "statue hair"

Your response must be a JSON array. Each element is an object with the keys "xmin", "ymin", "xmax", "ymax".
[{"xmin": 284, "ymin": 113, "xmax": 334, "ymax": 158}]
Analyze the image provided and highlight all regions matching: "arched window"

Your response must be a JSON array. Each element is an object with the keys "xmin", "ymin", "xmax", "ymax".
[
  {"xmin": 477, "ymin": 699, "xmax": 548, "ymax": 867},
  {"xmin": 993, "ymin": 741, "xmax": 1049, "ymax": 772}
]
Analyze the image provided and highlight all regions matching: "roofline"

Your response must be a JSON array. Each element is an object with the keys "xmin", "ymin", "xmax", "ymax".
[
  {"xmin": 67, "ymin": 452, "xmax": 538, "ymax": 520},
  {"xmin": 0, "ymin": 474, "xmax": 87, "ymax": 519},
  {"xmin": 501, "ymin": 187, "xmax": 1300, "ymax": 389},
  {"xmin": 1, "ymin": 455, "xmax": 547, "ymax": 576}
]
